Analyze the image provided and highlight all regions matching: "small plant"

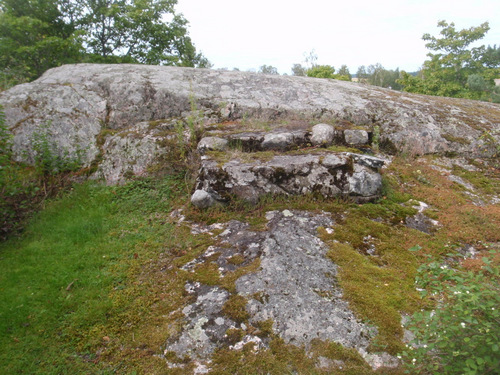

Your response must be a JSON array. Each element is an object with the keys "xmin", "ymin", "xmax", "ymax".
[
  {"xmin": 173, "ymin": 119, "xmax": 187, "ymax": 158},
  {"xmin": 372, "ymin": 125, "xmax": 380, "ymax": 152},
  {"xmin": 0, "ymin": 106, "xmax": 40, "ymax": 238},
  {"xmin": 0, "ymin": 105, "xmax": 12, "ymax": 184},
  {"xmin": 1, "ymin": 115, "xmax": 88, "ymax": 239},
  {"xmin": 171, "ymin": 91, "xmax": 204, "ymax": 160},
  {"xmin": 401, "ymin": 249, "xmax": 500, "ymax": 374},
  {"xmin": 478, "ymin": 131, "xmax": 500, "ymax": 157},
  {"xmin": 187, "ymin": 91, "xmax": 203, "ymax": 143},
  {"xmin": 30, "ymin": 122, "xmax": 83, "ymax": 176}
]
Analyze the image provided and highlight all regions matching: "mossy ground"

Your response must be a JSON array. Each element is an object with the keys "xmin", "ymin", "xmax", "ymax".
[{"xmin": 1, "ymin": 151, "xmax": 498, "ymax": 374}]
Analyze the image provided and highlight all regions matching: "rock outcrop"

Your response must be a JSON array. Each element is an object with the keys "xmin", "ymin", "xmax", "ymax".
[
  {"xmin": 166, "ymin": 210, "xmax": 393, "ymax": 370},
  {"xmin": 192, "ymin": 151, "xmax": 384, "ymax": 207},
  {"xmin": 1, "ymin": 64, "xmax": 499, "ymax": 185},
  {"xmin": 1, "ymin": 64, "xmax": 498, "ymax": 373}
]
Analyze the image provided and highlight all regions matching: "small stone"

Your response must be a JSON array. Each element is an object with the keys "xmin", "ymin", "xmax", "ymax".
[
  {"xmin": 311, "ymin": 123, "xmax": 335, "ymax": 146},
  {"xmin": 215, "ymin": 317, "xmax": 225, "ymax": 325},
  {"xmin": 197, "ymin": 137, "xmax": 228, "ymax": 154},
  {"xmin": 344, "ymin": 129, "xmax": 369, "ymax": 145},
  {"xmin": 282, "ymin": 209, "xmax": 294, "ymax": 217},
  {"xmin": 191, "ymin": 189, "xmax": 216, "ymax": 208},
  {"xmin": 261, "ymin": 132, "xmax": 294, "ymax": 150},
  {"xmin": 349, "ymin": 153, "xmax": 385, "ymax": 169}
]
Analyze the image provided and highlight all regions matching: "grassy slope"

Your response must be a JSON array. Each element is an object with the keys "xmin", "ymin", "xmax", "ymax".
[
  {"xmin": 0, "ymin": 175, "xmax": 206, "ymax": 374},
  {"xmin": 0, "ymin": 155, "xmax": 499, "ymax": 374}
]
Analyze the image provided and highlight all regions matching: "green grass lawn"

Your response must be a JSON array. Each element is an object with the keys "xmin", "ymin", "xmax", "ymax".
[{"xmin": 0, "ymin": 177, "xmax": 183, "ymax": 374}]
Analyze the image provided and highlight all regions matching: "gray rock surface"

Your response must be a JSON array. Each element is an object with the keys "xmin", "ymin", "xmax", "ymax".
[
  {"xmin": 236, "ymin": 210, "xmax": 374, "ymax": 349},
  {"xmin": 404, "ymin": 200, "xmax": 440, "ymax": 234},
  {"xmin": 1, "ymin": 64, "xmax": 499, "ymax": 177},
  {"xmin": 197, "ymin": 136, "xmax": 228, "ymax": 154},
  {"xmin": 310, "ymin": 123, "xmax": 335, "ymax": 146},
  {"xmin": 191, "ymin": 189, "xmax": 218, "ymax": 209},
  {"xmin": 344, "ymin": 129, "xmax": 369, "ymax": 145},
  {"xmin": 92, "ymin": 121, "xmax": 174, "ymax": 184},
  {"xmin": 166, "ymin": 284, "xmax": 231, "ymax": 358},
  {"xmin": 261, "ymin": 132, "xmax": 295, "ymax": 151},
  {"xmin": 193, "ymin": 152, "xmax": 384, "ymax": 206},
  {"xmin": 165, "ymin": 211, "xmax": 377, "ymax": 362}
]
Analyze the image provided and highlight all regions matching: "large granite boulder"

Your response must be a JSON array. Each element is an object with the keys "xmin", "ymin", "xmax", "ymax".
[{"xmin": 1, "ymin": 64, "xmax": 499, "ymax": 184}]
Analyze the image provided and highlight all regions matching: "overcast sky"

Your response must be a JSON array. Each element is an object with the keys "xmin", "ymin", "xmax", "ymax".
[{"xmin": 176, "ymin": 0, "xmax": 500, "ymax": 75}]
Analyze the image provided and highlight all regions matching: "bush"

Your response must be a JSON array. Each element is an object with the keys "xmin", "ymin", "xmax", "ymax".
[
  {"xmin": 0, "ymin": 108, "xmax": 83, "ymax": 239},
  {"xmin": 401, "ymin": 249, "xmax": 500, "ymax": 374},
  {"xmin": 1, "ymin": 106, "xmax": 38, "ymax": 238},
  {"xmin": 30, "ymin": 122, "xmax": 83, "ymax": 176},
  {"xmin": 306, "ymin": 65, "xmax": 336, "ymax": 79}
]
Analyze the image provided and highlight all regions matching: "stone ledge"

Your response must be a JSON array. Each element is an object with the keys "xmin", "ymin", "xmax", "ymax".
[{"xmin": 191, "ymin": 152, "xmax": 384, "ymax": 208}]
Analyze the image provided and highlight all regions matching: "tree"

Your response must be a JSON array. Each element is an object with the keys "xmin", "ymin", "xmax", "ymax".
[
  {"xmin": 306, "ymin": 65, "xmax": 335, "ymax": 79},
  {"xmin": 0, "ymin": 0, "xmax": 210, "ymax": 89},
  {"xmin": 0, "ymin": 0, "xmax": 83, "ymax": 86},
  {"xmin": 399, "ymin": 20, "xmax": 500, "ymax": 101},
  {"xmin": 291, "ymin": 63, "xmax": 306, "ymax": 76},
  {"xmin": 356, "ymin": 65, "xmax": 369, "ymax": 82},
  {"xmin": 258, "ymin": 64, "xmax": 279, "ymax": 75},
  {"xmin": 336, "ymin": 64, "xmax": 351, "ymax": 81},
  {"xmin": 480, "ymin": 45, "xmax": 500, "ymax": 68},
  {"xmin": 291, "ymin": 50, "xmax": 317, "ymax": 76},
  {"xmin": 292, "ymin": 50, "xmax": 350, "ymax": 81},
  {"xmin": 366, "ymin": 63, "xmax": 401, "ymax": 90},
  {"xmin": 304, "ymin": 49, "xmax": 318, "ymax": 69},
  {"xmin": 75, "ymin": 0, "xmax": 208, "ymax": 66}
]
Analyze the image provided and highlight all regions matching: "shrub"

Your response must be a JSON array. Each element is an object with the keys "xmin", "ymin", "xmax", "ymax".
[
  {"xmin": 0, "ymin": 106, "xmax": 36, "ymax": 238},
  {"xmin": 306, "ymin": 65, "xmax": 336, "ymax": 79},
  {"xmin": 0, "ymin": 109, "xmax": 83, "ymax": 239},
  {"xmin": 30, "ymin": 122, "xmax": 83, "ymax": 176},
  {"xmin": 0, "ymin": 105, "xmax": 11, "ymax": 182},
  {"xmin": 401, "ymin": 249, "xmax": 500, "ymax": 374}
]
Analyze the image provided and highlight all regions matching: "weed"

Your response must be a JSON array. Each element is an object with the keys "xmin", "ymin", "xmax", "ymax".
[
  {"xmin": 401, "ymin": 249, "xmax": 500, "ymax": 375},
  {"xmin": 372, "ymin": 125, "xmax": 380, "ymax": 152},
  {"xmin": 30, "ymin": 122, "xmax": 84, "ymax": 176},
  {"xmin": 0, "ymin": 108, "xmax": 75, "ymax": 239},
  {"xmin": 479, "ymin": 130, "xmax": 500, "ymax": 156}
]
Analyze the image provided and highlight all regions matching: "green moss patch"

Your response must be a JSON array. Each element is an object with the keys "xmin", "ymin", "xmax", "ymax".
[
  {"xmin": 441, "ymin": 133, "xmax": 471, "ymax": 145},
  {"xmin": 222, "ymin": 295, "xmax": 250, "ymax": 323},
  {"xmin": 452, "ymin": 165, "xmax": 500, "ymax": 196}
]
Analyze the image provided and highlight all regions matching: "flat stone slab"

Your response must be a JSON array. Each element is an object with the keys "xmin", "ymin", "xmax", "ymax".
[
  {"xmin": 165, "ymin": 211, "xmax": 376, "ymax": 364},
  {"xmin": 226, "ymin": 129, "xmax": 310, "ymax": 152},
  {"xmin": 192, "ymin": 152, "xmax": 384, "ymax": 207},
  {"xmin": 236, "ymin": 210, "xmax": 373, "ymax": 348}
]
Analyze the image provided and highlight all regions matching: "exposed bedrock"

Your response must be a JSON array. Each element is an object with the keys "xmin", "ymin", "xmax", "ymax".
[
  {"xmin": 191, "ymin": 152, "xmax": 384, "ymax": 207},
  {"xmin": 165, "ymin": 210, "xmax": 393, "ymax": 369},
  {"xmin": 1, "ymin": 64, "xmax": 499, "ymax": 183}
]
